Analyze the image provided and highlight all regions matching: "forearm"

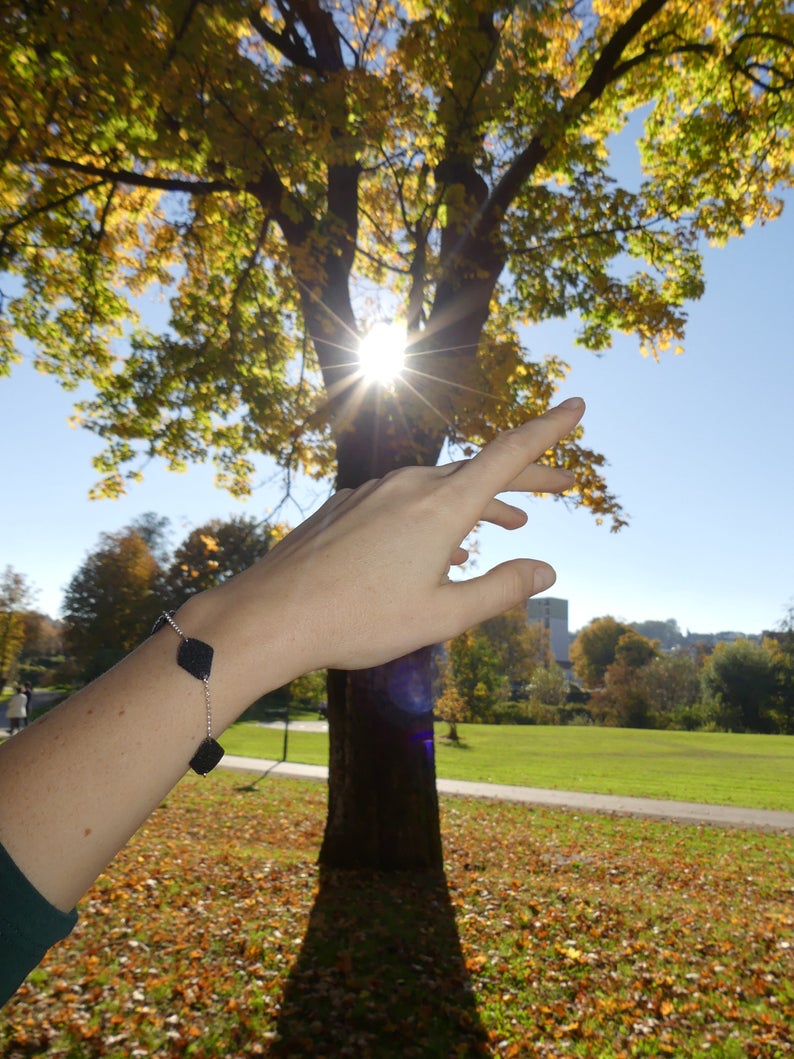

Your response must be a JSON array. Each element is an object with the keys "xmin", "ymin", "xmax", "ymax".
[{"xmin": 0, "ymin": 588, "xmax": 300, "ymax": 913}]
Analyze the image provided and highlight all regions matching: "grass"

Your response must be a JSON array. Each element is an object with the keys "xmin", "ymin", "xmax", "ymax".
[
  {"xmin": 222, "ymin": 721, "xmax": 329, "ymax": 765},
  {"xmin": 2, "ymin": 772, "xmax": 791, "ymax": 1058},
  {"xmin": 220, "ymin": 722, "xmax": 794, "ymax": 812}
]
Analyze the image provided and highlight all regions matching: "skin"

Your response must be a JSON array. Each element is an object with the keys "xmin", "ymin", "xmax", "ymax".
[{"xmin": 0, "ymin": 397, "xmax": 585, "ymax": 914}]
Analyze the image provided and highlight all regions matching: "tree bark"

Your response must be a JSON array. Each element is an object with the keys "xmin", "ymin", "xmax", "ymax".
[{"xmin": 319, "ymin": 652, "xmax": 442, "ymax": 869}]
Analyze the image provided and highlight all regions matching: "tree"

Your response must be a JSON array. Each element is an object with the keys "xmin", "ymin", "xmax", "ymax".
[
  {"xmin": 62, "ymin": 514, "xmax": 280, "ymax": 681},
  {"xmin": 528, "ymin": 663, "xmax": 568, "ymax": 708},
  {"xmin": 17, "ymin": 611, "xmax": 65, "ymax": 690},
  {"xmin": 444, "ymin": 604, "xmax": 551, "ymax": 718},
  {"xmin": 289, "ymin": 668, "xmax": 327, "ymax": 713},
  {"xmin": 2, "ymin": 1, "xmax": 792, "ymax": 868},
  {"xmin": 129, "ymin": 511, "xmax": 173, "ymax": 566},
  {"xmin": 614, "ymin": 629, "xmax": 659, "ymax": 669},
  {"xmin": 570, "ymin": 616, "xmax": 633, "ymax": 688},
  {"xmin": 481, "ymin": 603, "xmax": 553, "ymax": 692},
  {"xmin": 446, "ymin": 628, "xmax": 510, "ymax": 719},
  {"xmin": 434, "ymin": 654, "xmax": 470, "ymax": 742},
  {"xmin": 165, "ymin": 515, "xmax": 278, "ymax": 601},
  {"xmin": 763, "ymin": 603, "xmax": 794, "ymax": 732},
  {"xmin": 63, "ymin": 528, "xmax": 163, "ymax": 681},
  {"xmin": 701, "ymin": 638, "xmax": 780, "ymax": 733},
  {"xmin": 590, "ymin": 630, "xmax": 659, "ymax": 726},
  {"xmin": 640, "ymin": 650, "xmax": 701, "ymax": 725},
  {"xmin": 0, "ymin": 566, "xmax": 35, "ymax": 687}
]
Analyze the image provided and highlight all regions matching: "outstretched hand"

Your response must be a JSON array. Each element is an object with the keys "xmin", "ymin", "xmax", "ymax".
[
  {"xmin": 206, "ymin": 398, "xmax": 585, "ymax": 679},
  {"xmin": 0, "ymin": 396, "xmax": 585, "ymax": 933}
]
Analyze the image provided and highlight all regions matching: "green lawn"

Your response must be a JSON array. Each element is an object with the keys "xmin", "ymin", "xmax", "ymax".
[{"xmin": 220, "ymin": 721, "xmax": 794, "ymax": 811}]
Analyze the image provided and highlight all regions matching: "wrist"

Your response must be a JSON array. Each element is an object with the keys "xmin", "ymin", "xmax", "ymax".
[{"xmin": 172, "ymin": 579, "xmax": 313, "ymax": 732}]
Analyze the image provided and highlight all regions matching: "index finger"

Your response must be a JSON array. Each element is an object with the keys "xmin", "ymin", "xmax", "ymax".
[{"xmin": 447, "ymin": 397, "xmax": 585, "ymax": 513}]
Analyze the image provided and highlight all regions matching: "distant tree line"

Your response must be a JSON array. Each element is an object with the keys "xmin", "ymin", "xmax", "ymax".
[
  {"xmin": 625, "ymin": 617, "xmax": 763, "ymax": 653},
  {"xmin": 5, "ymin": 540, "xmax": 792, "ymax": 737},
  {"xmin": 431, "ymin": 608, "xmax": 794, "ymax": 737},
  {"xmin": 569, "ymin": 615, "xmax": 794, "ymax": 735}
]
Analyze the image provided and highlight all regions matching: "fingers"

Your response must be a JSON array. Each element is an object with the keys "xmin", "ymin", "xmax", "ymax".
[
  {"xmin": 440, "ymin": 460, "xmax": 574, "ymax": 498},
  {"xmin": 441, "ymin": 558, "xmax": 557, "ymax": 634},
  {"xmin": 501, "ymin": 464, "xmax": 575, "ymax": 495},
  {"xmin": 480, "ymin": 498, "xmax": 528, "ymax": 530},
  {"xmin": 456, "ymin": 398, "xmax": 584, "ymax": 502}
]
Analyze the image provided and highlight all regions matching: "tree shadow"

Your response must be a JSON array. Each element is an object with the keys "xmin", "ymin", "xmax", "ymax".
[
  {"xmin": 272, "ymin": 867, "xmax": 490, "ymax": 1057},
  {"xmin": 438, "ymin": 735, "xmax": 473, "ymax": 751}
]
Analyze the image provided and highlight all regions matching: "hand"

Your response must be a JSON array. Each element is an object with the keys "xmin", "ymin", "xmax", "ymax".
[
  {"xmin": 0, "ymin": 397, "xmax": 585, "ymax": 921},
  {"xmin": 201, "ymin": 398, "xmax": 585, "ymax": 678}
]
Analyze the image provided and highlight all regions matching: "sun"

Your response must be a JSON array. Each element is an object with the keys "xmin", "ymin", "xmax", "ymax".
[{"xmin": 357, "ymin": 322, "xmax": 407, "ymax": 384}]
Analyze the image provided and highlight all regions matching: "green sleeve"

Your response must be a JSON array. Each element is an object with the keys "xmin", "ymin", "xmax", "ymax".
[{"xmin": 0, "ymin": 841, "xmax": 78, "ymax": 1006}]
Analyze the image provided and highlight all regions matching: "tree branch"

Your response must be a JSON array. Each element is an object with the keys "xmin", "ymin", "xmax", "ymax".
[
  {"xmin": 81, "ymin": 180, "xmax": 118, "ymax": 333},
  {"xmin": 226, "ymin": 215, "xmax": 272, "ymax": 343},
  {"xmin": 288, "ymin": 0, "xmax": 345, "ymax": 73},
  {"xmin": 0, "ymin": 179, "xmax": 105, "ymax": 260},
  {"xmin": 423, "ymin": 0, "xmax": 673, "ymax": 360},
  {"xmin": 487, "ymin": 0, "xmax": 669, "ymax": 224},
  {"xmin": 248, "ymin": 7, "xmax": 323, "ymax": 73},
  {"xmin": 40, "ymin": 156, "xmax": 236, "ymax": 195}
]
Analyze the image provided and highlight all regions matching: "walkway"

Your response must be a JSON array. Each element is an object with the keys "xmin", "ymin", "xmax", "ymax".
[
  {"xmin": 2, "ymin": 702, "xmax": 790, "ymax": 833},
  {"xmin": 219, "ymin": 754, "xmax": 794, "ymax": 834}
]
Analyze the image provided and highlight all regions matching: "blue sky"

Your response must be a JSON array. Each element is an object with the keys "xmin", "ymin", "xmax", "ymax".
[{"xmin": 1, "ymin": 197, "xmax": 792, "ymax": 636}]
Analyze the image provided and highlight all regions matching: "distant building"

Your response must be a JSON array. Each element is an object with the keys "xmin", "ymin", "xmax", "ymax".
[{"xmin": 527, "ymin": 597, "xmax": 570, "ymax": 668}]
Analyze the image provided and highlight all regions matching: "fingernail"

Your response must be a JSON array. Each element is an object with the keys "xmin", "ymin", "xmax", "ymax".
[
  {"xmin": 555, "ymin": 397, "xmax": 585, "ymax": 411},
  {"xmin": 533, "ymin": 565, "xmax": 556, "ymax": 593}
]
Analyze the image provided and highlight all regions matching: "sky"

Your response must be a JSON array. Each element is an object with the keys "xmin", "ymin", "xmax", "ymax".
[{"xmin": 1, "ymin": 198, "xmax": 792, "ymax": 636}]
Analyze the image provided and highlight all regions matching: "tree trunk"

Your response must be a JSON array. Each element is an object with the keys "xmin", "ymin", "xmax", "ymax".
[
  {"xmin": 319, "ymin": 652, "xmax": 442, "ymax": 869},
  {"xmin": 309, "ymin": 269, "xmax": 501, "ymax": 871},
  {"xmin": 318, "ymin": 384, "xmax": 447, "ymax": 870}
]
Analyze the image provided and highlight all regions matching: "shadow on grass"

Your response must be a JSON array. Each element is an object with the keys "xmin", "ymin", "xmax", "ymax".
[
  {"xmin": 438, "ymin": 736, "xmax": 473, "ymax": 751},
  {"xmin": 272, "ymin": 868, "xmax": 490, "ymax": 1058},
  {"xmin": 233, "ymin": 762, "xmax": 282, "ymax": 791}
]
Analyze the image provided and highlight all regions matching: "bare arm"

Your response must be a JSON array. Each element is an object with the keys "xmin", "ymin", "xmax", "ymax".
[{"xmin": 0, "ymin": 398, "xmax": 584, "ymax": 914}]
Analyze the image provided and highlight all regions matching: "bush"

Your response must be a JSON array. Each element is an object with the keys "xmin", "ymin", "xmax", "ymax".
[
  {"xmin": 669, "ymin": 701, "xmax": 713, "ymax": 731},
  {"xmin": 641, "ymin": 653, "xmax": 700, "ymax": 724},
  {"xmin": 528, "ymin": 664, "xmax": 568, "ymax": 707},
  {"xmin": 701, "ymin": 639, "xmax": 781, "ymax": 733}
]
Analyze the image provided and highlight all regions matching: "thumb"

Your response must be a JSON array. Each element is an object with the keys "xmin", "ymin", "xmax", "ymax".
[{"xmin": 447, "ymin": 559, "xmax": 556, "ymax": 633}]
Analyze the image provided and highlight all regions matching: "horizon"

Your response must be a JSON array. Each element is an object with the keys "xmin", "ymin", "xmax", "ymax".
[{"xmin": 15, "ymin": 590, "xmax": 782, "ymax": 643}]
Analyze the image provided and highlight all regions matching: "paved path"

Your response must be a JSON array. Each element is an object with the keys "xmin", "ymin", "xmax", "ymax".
[
  {"xmin": 2, "ymin": 705, "xmax": 790, "ymax": 833},
  {"xmin": 219, "ymin": 754, "xmax": 794, "ymax": 834},
  {"xmin": 259, "ymin": 720, "xmax": 328, "ymax": 732}
]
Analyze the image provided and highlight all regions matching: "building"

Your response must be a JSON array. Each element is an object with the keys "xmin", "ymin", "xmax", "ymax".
[{"xmin": 527, "ymin": 597, "xmax": 570, "ymax": 669}]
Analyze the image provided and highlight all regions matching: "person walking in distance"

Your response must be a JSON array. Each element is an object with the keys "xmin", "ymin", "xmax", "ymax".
[{"xmin": 5, "ymin": 687, "xmax": 27, "ymax": 735}]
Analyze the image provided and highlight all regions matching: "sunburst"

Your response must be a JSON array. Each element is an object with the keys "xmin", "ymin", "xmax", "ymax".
[{"xmin": 358, "ymin": 322, "xmax": 407, "ymax": 384}]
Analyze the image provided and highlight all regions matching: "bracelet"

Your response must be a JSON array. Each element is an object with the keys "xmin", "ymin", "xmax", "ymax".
[{"xmin": 152, "ymin": 611, "xmax": 225, "ymax": 776}]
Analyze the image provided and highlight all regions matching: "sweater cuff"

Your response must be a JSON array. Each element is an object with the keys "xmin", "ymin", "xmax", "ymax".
[{"xmin": 0, "ymin": 840, "xmax": 78, "ymax": 1006}]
